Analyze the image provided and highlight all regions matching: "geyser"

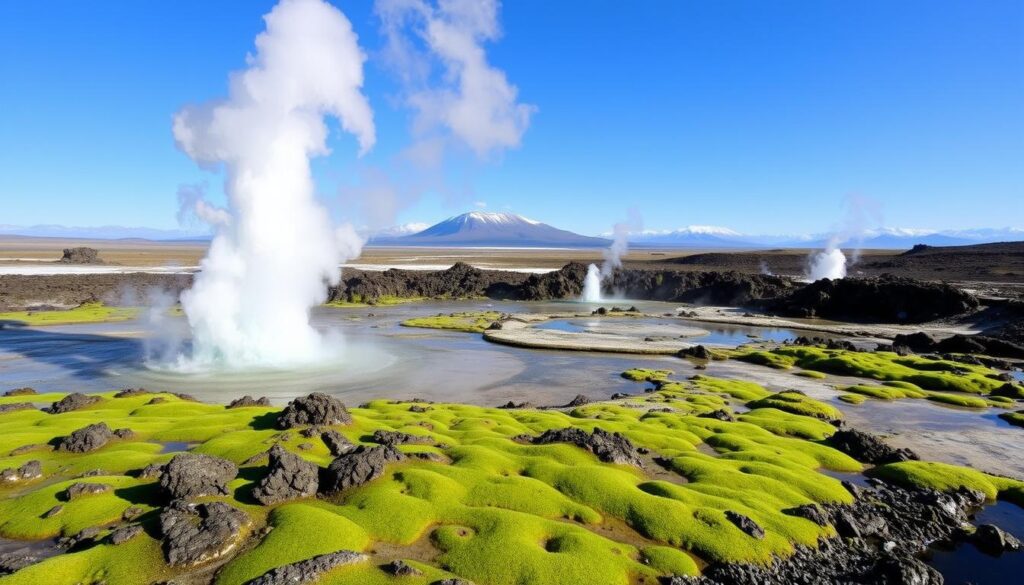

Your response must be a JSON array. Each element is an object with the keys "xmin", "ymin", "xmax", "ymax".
[
  {"xmin": 807, "ymin": 245, "xmax": 847, "ymax": 281},
  {"xmin": 171, "ymin": 0, "xmax": 375, "ymax": 368},
  {"xmin": 581, "ymin": 264, "xmax": 602, "ymax": 302}
]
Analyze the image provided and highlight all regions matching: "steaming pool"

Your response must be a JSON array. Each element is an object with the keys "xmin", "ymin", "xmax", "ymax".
[{"xmin": 1, "ymin": 299, "xmax": 811, "ymax": 405}]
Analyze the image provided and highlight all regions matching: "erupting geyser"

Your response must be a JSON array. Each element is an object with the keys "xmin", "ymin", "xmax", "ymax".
[
  {"xmin": 171, "ymin": 0, "xmax": 375, "ymax": 368},
  {"xmin": 807, "ymin": 243, "xmax": 847, "ymax": 281},
  {"xmin": 581, "ymin": 264, "xmax": 602, "ymax": 302}
]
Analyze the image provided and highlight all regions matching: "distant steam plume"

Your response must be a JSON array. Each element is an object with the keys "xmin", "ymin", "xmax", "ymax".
[
  {"xmin": 171, "ymin": 0, "xmax": 374, "ymax": 367},
  {"xmin": 805, "ymin": 194, "xmax": 882, "ymax": 281},
  {"xmin": 582, "ymin": 211, "xmax": 642, "ymax": 302}
]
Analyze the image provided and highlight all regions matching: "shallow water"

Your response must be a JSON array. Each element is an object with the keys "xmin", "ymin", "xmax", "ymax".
[
  {"xmin": 535, "ymin": 317, "xmax": 805, "ymax": 345},
  {"xmin": 926, "ymin": 502, "xmax": 1024, "ymax": 585},
  {"xmin": 0, "ymin": 300, "xmax": 689, "ymax": 406}
]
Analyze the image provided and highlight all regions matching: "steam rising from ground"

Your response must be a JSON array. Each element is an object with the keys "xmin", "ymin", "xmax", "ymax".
[
  {"xmin": 807, "ymin": 243, "xmax": 847, "ymax": 280},
  {"xmin": 170, "ymin": 0, "xmax": 374, "ymax": 368},
  {"xmin": 805, "ymin": 194, "xmax": 882, "ymax": 282},
  {"xmin": 582, "ymin": 212, "xmax": 642, "ymax": 302}
]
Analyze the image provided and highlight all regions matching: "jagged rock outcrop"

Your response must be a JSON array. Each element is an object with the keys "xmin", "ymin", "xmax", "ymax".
[
  {"xmin": 227, "ymin": 395, "xmax": 271, "ymax": 408},
  {"xmin": 826, "ymin": 429, "xmax": 918, "ymax": 465},
  {"xmin": 48, "ymin": 393, "xmax": 101, "ymax": 414},
  {"xmin": 277, "ymin": 393, "xmax": 352, "ymax": 429},
  {"xmin": 59, "ymin": 247, "xmax": 102, "ymax": 264},
  {"xmin": 56, "ymin": 423, "xmax": 115, "ymax": 453},
  {"xmin": 768, "ymin": 275, "xmax": 978, "ymax": 323},
  {"xmin": 159, "ymin": 500, "xmax": 249, "ymax": 566},
  {"xmin": 251, "ymin": 445, "xmax": 319, "ymax": 505},
  {"xmin": 159, "ymin": 453, "xmax": 238, "ymax": 500},
  {"xmin": 0, "ymin": 460, "xmax": 42, "ymax": 484},
  {"xmin": 319, "ymin": 445, "xmax": 405, "ymax": 495},
  {"xmin": 533, "ymin": 427, "xmax": 643, "ymax": 466},
  {"xmin": 248, "ymin": 550, "xmax": 368, "ymax": 585}
]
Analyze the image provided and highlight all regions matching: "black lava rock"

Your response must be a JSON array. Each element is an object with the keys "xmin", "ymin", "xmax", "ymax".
[
  {"xmin": 251, "ymin": 445, "xmax": 319, "ymax": 505},
  {"xmin": 159, "ymin": 453, "xmax": 238, "ymax": 500},
  {"xmin": 277, "ymin": 393, "xmax": 352, "ymax": 429}
]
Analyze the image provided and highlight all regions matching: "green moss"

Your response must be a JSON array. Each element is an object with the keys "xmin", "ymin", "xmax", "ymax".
[
  {"xmin": 837, "ymin": 394, "xmax": 867, "ymax": 405},
  {"xmin": 746, "ymin": 391, "xmax": 843, "ymax": 422},
  {"xmin": 325, "ymin": 295, "xmax": 425, "ymax": 308},
  {"xmin": 401, "ymin": 312, "xmax": 502, "ymax": 333},
  {"xmin": 0, "ymin": 375, "xmax": 978, "ymax": 584},
  {"xmin": 0, "ymin": 302, "xmax": 137, "ymax": 326},
  {"xmin": 216, "ymin": 504, "xmax": 370, "ymax": 585},
  {"xmin": 621, "ymin": 368, "xmax": 673, "ymax": 382},
  {"xmin": 998, "ymin": 411, "xmax": 1024, "ymax": 428},
  {"xmin": 869, "ymin": 461, "xmax": 1024, "ymax": 503},
  {"xmin": 922, "ymin": 391, "xmax": 990, "ymax": 409},
  {"xmin": 736, "ymin": 347, "xmax": 1004, "ymax": 395},
  {"xmin": 793, "ymin": 370, "xmax": 826, "ymax": 379}
]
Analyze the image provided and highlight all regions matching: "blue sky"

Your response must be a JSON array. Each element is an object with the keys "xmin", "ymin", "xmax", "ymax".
[{"xmin": 1, "ymin": 0, "xmax": 1022, "ymax": 236}]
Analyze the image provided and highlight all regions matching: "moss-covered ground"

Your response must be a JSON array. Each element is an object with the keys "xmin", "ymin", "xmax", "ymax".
[
  {"xmin": 400, "ymin": 312, "xmax": 503, "ymax": 333},
  {"xmin": 736, "ymin": 346, "xmax": 1023, "ymax": 415},
  {"xmin": 325, "ymin": 295, "xmax": 426, "ymax": 309},
  {"xmin": 0, "ymin": 302, "xmax": 138, "ymax": 326},
  {"xmin": 2, "ymin": 365, "xmax": 1022, "ymax": 584}
]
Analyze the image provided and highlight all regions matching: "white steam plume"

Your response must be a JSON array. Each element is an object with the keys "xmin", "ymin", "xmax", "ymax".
[
  {"xmin": 582, "ymin": 211, "xmax": 642, "ymax": 302},
  {"xmin": 805, "ymin": 194, "xmax": 882, "ymax": 281},
  {"xmin": 171, "ymin": 0, "xmax": 375, "ymax": 368}
]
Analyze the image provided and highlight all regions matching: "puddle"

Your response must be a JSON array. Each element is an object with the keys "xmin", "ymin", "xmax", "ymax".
[
  {"xmin": 819, "ymin": 468, "xmax": 873, "ymax": 489},
  {"xmin": 925, "ymin": 501, "xmax": 1024, "ymax": 585},
  {"xmin": 156, "ymin": 441, "xmax": 194, "ymax": 454}
]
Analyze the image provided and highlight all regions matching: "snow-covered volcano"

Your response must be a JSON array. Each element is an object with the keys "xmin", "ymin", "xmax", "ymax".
[{"xmin": 372, "ymin": 212, "xmax": 610, "ymax": 247}]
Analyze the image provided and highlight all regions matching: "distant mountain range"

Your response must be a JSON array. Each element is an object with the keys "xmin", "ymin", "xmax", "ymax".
[
  {"xmin": 627, "ymin": 226, "xmax": 1024, "ymax": 250},
  {"xmin": 369, "ymin": 212, "xmax": 610, "ymax": 247},
  {"xmin": 4, "ymin": 216, "xmax": 1022, "ymax": 250}
]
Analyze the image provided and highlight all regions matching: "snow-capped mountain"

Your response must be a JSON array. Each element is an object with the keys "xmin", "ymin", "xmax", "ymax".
[{"xmin": 370, "ymin": 212, "xmax": 610, "ymax": 247}]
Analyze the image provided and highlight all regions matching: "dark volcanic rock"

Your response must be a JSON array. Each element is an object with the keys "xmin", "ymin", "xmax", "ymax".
[
  {"xmin": 385, "ymin": 559, "xmax": 423, "ymax": 577},
  {"xmin": 3, "ymin": 387, "xmax": 36, "ymax": 396},
  {"xmin": 697, "ymin": 409, "xmax": 734, "ymax": 422},
  {"xmin": 371, "ymin": 430, "xmax": 430, "ymax": 447},
  {"xmin": 114, "ymin": 388, "xmax": 149, "ymax": 398},
  {"xmin": 563, "ymin": 394, "xmax": 591, "ymax": 407},
  {"xmin": 0, "ymin": 460, "xmax": 42, "ymax": 483},
  {"xmin": 534, "ymin": 427, "xmax": 643, "ymax": 466},
  {"xmin": 57, "ymin": 526, "xmax": 102, "ymax": 550},
  {"xmin": 56, "ymin": 423, "xmax": 114, "ymax": 453},
  {"xmin": 248, "ymin": 550, "xmax": 368, "ymax": 585},
  {"xmin": 972, "ymin": 524, "xmax": 1022, "ymax": 555},
  {"xmin": 0, "ymin": 550, "xmax": 41, "ymax": 575},
  {"xmin": 59, "ymin": 247, "xmax": 102, "ymax": 264},
  {"xmin": 679, "ymin": 345, "xmax": 714, "ymax": 360},
  {"xmin": 786, "ymin": 504, "xmax": 829, "ymax": 526},
  {"xmin": 607, "ymin": 269, "xmax": 793, "ymax": 306},
  {"xmin": 0, "ymin": 402, "xmax": 34, "ymax": 415},
  {"xmin": 159, "ymin": 453, "xmax": 238, "ymax": 500},
  {"xmin": 159, "ymin": 500, "xmax": 249, "ymax": 566},
  {"xmin": 277, "ymin": 393, "xmax": 352, "ymax": 429},
  {"xmin": 64, "ymin": 482, "xmax": 111, "ymax": 500},
  {"xmin": 826, "ymin": 429, "xmax": 919, "ymax": 465},
  {"xmin": 768, "ymin": 275, "xmax": 978, "ymax": 323},
  {"xmin": 668, "ymin": 481, "xmax": 981, "ymax": 585},
  {"xmin": 252, "ymin": 445, "xmax": 319, "ymax": 505},
  {"xmin": 725, "ymin": 511, "xmax": 765, "ymax": 539},
  {"xmin": 330, "ymin": 262, "xmax": 531, "ymax": 304},
  {"xmin": 227, "ymin": 395, "xmax": 271, "ymax": 409},
  {"xmin": 48, "ymin": 393, "xmax": 101, "ymax": 414},
  {"xmin": 109, "ymin": 524, "xmax": 144, "ymax": 544},
  {"xmin": 320, "ymin": 429, "xmax": 354, "ymax": 456},
  {"xmin": 319, "ymin": 445, "xmax": 405, "ymax": 495}
]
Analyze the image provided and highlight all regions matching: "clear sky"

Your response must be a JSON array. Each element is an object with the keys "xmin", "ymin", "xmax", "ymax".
[{"xmin": 1, "ymin": 0, "xmax": 1022, "ymax": 236}]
